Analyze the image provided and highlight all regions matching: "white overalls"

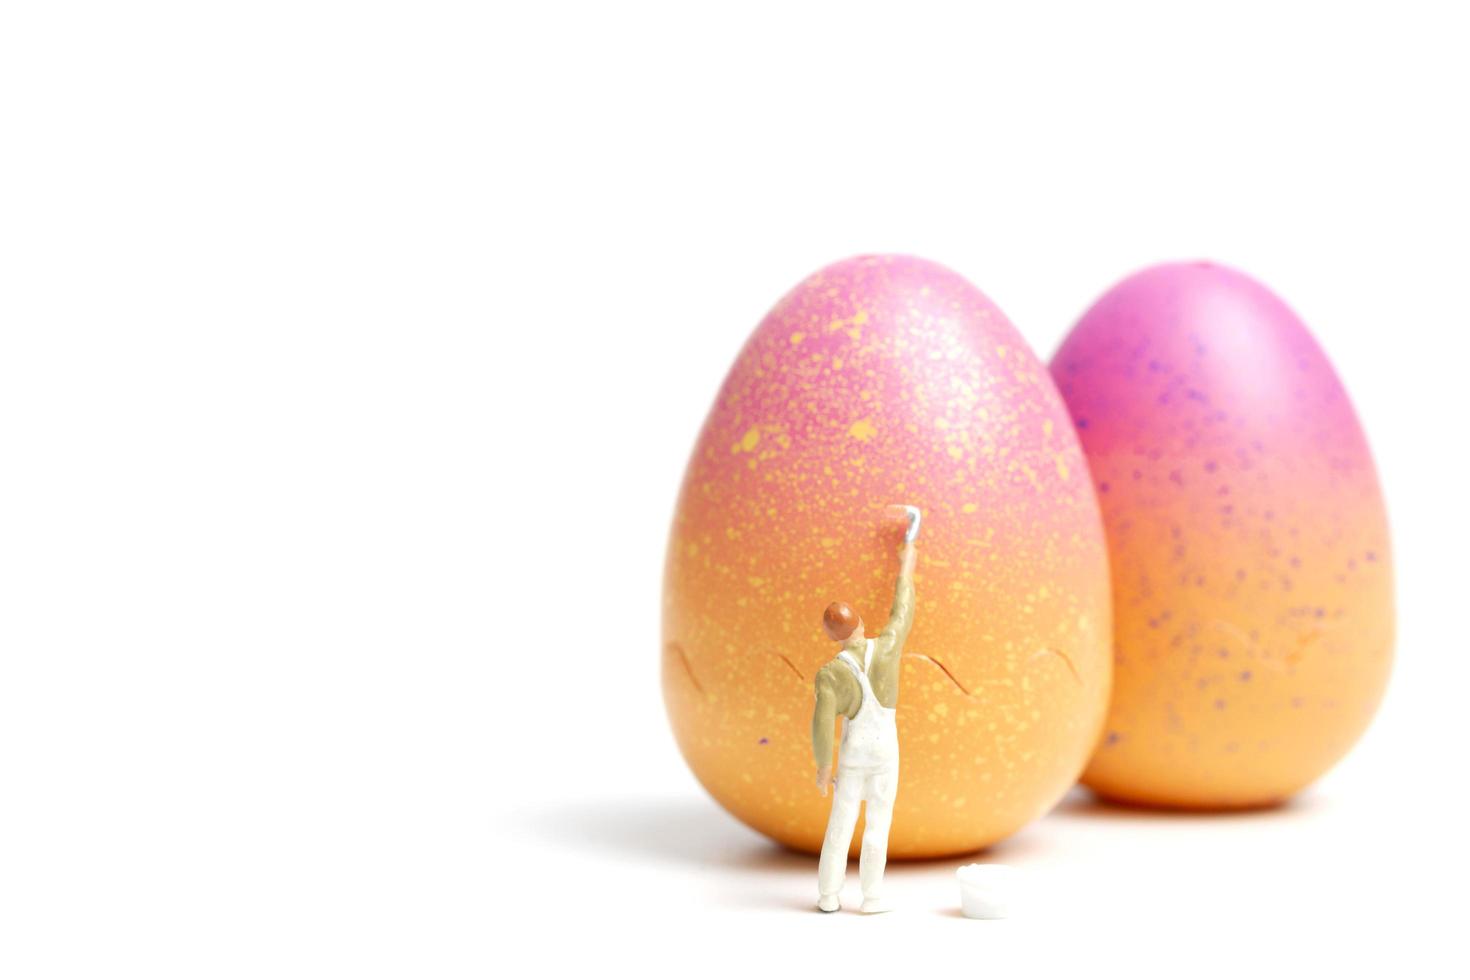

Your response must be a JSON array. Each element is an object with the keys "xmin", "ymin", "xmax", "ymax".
[{"xmin": 817, "ymin": 639, "xmax": 900, "ymax": 910}]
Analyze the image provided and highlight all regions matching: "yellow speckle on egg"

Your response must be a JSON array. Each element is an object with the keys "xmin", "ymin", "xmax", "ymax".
[
  {"xmin": 789, "ymin": 331, "xmax": 806, "ymax": 345},
  {"xmin": 848, "ymin": 418, "xmax": 878, "ymax": 442},
  {"xmin": 962, "ymin": 503, "xmax": 978, "ymax": 514},
  {"xmin": 731, "ymin": 427, "xmax": 760, "ymax": 454},
  {"xmin": 1055, "ymin": 455, "xmax": 1070, "ymax": 481}
]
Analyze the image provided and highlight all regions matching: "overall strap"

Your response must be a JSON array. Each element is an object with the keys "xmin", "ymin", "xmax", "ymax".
[{"xmin": 836, "ymin": 651, "xmax": 866, "ymax": 712}]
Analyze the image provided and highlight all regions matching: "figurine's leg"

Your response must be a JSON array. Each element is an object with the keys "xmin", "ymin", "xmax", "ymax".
[
  {"xmin": 816, "ymin": 768, "xmax": 862, "ymax": 911},
  {"xmin": 857, "ymin": 766, "xmax": 898, "ymax": 913}
]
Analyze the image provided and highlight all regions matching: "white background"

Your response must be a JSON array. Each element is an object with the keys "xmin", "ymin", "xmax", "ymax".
[{"xmin": 2, "ymin": 2, "xmax": 1467, "ymax": 976}]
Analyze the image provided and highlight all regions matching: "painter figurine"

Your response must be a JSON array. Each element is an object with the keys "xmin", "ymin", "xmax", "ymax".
[{"xmin": 812, "ymin": 505, "xmax": 921, "ymax": 914}]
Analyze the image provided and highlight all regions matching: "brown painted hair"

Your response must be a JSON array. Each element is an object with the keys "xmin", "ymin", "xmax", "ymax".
[{"xmin": 822, "ymin": 601, "xmax": 860, "ymax": 642}]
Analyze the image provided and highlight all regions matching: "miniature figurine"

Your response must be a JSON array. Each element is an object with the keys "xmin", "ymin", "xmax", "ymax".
[{"xmin": 812, "ymin": 505, "xmax": 921, "ymax": 913}]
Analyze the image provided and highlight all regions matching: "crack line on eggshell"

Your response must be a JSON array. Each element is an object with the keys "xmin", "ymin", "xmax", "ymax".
[
  {"xmin": 1204, "ymin": 618, "xmax": 1341, "ymax": 671},
  {"xmin": 903, "ymin": 653, "xmax": 976, "ymax": 698},
  {"xmin": 772, "ymin": 653, "xmax": 805, "ymax": 682},
  {"xmin": 1029, "ymin": 646, "xmax": 1081, "ymax": 684},
  {"xmin": 666, "ymin": 642, "xmax": 705, "ymax": 696},
  {"xmin": 1204, "ymin": 619, "xmax": 1263, "ymax": 659}
]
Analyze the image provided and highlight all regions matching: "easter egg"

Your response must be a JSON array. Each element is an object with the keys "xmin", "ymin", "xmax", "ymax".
[
  {"xmin": 1050, "ymin": 262, "xmax": 1394, "ymax": 808},
  {"xmin": 663, "ymin": 255, "xmax": 1112, "ymax": 858}
]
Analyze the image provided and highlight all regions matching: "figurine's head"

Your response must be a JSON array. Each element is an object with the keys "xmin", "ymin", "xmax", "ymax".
[{"xmin": 823, "ymin": 601, "xmax": 864, "ymax": 644}]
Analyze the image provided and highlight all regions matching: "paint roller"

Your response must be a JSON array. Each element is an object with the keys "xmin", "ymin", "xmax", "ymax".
[{"xmin": 885, "ymin": 504, "xmax": 923, "ymax": 543}]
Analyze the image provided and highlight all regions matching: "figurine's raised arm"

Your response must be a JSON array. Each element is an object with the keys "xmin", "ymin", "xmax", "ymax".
[{"xmin": 875, "ymin": 541, "xmax": 917, "ymax": 655}]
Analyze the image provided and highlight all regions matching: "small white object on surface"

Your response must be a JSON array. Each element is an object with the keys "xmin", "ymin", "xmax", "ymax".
[{"xmin": 957, "ymin": 863, "xmax": 1019, "ymax": 919}]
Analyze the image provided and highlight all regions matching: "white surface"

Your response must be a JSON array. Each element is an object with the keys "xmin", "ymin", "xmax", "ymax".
[{"xmin": 1, "ymin": 2, "xmax": 1468, "ymax": 976}]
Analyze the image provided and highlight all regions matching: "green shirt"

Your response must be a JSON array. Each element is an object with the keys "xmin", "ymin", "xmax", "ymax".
[{"xmin": 810, "ymin": 572, "xmax": 915, "ymax": 769}]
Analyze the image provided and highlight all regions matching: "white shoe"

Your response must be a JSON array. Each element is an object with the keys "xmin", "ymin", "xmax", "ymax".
[
  {"xmin": 817, "ymin": 894, "xmax": 840, "ymax": 913},
  {"xmin": 860, "ymin": 896, "xmax": 893, "ymax": 914}
]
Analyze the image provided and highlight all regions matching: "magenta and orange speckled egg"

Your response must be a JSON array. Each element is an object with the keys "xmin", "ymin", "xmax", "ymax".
[
  {"xmin": 1051, "ymin": 262, "xmax": 1394, "ymax": 808},
  {"xmin": 663, "ymin": 255, "xmax": 1112, "ymax": 857}
]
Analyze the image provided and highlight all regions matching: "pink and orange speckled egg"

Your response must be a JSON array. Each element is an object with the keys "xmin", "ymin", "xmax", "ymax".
[
  {"xmin": 1051, "ymin": 262, "xmax": 1394, "ymax": 808},
  {"xmin": 663, "ymin": 255, "xmax": 1112, "ymax": 858}
]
